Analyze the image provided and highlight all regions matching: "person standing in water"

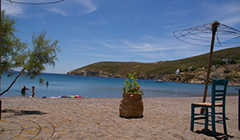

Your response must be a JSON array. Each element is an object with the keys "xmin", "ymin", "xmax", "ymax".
[
  {"xmin": 46, "ymin": 81, "xmax": 49, "ymax": 87},
  {"xmin": 21, "ymin": 86, "xmax": 29, "ymax": 96},
  {"xmin": 32, "ymin": 86, "xmax": 35, "ymax": 97}
]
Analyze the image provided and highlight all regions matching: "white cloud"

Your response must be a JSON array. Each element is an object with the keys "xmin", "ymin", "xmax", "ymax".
[
  {"xmin": 47, "ymin": 0, "xmax": 98, "ymax": 16},
  {"xmin": 67, "ymin": 36, "xmax": 213, "ymax": 63},
  {"xmin": 120, "ymin": 38, "xmax": 190, "ymax": 52},
  {"xmin": 49, "ymin": 8, "xmax": 68, "ymax": 16},
  {"xmin": 203, "ymin": 2, "xmax": 240, "ymax": 26},
  {"xmin": 220, "ymin": 16, "xmax": 240, "ymax": 27},
  {"xmin": 2, "ymin": 0, "xmax": 98, "ymax": 17},
  {"xmin": 76, "ymin": 0, "xmax": 98, "ymax": 14},
  {"xmin": 98, "ymin": 41, "xmax": 116, "ymax": 49},
  {"xmin": 1, "ymin": 1, "xmax": 24, "ymax": 17}
]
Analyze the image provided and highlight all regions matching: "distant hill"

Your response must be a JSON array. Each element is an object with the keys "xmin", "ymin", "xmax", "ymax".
[{"xmin": 67, "ymin": 47, "xmax": 240, "ymax": 80}]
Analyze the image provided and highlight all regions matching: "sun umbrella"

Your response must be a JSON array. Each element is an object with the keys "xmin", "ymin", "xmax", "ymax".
[{"xmin": 174, "ymin": 21, "xmax": 240, "ymax": 113}]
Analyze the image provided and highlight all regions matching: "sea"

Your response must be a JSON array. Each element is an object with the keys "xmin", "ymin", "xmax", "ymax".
[{"xmin": 0, "ymin": 71, "xmax": 239, "ymax": 98}]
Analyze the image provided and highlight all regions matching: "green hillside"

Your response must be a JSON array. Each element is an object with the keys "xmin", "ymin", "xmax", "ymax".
[{"xmin": 68, "ymin": 47, "xmax": 240, "ymax": 77}]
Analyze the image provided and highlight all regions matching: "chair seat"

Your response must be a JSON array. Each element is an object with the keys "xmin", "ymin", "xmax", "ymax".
[
  {"xmin": 190, "ymin": 79, "xmax": 228, "ymax": 136},
  {"xmin": 193, "ymin": 102, "xmax": 222, "ymax": 107}
]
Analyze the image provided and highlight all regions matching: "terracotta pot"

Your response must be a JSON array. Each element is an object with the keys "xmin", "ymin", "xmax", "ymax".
[{"xmin": 119, "ymin": 92, "xmax": 143, "ymax": 118}]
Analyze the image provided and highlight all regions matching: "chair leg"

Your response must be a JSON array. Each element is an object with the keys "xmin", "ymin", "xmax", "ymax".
[
  {"xmin": 205, "ymin": 107, "xmax": 208, "ymax": 129},
  {"xmin": 190, "ymin": 104, "xmax": 194, "ymax": 131},
  {"xmin": 211, "ymin": 107, "xmax": 216, "ymax": 136},
  {"xmin": 222, "ymin": 107, "xmax": 227, "ymax": 135}
]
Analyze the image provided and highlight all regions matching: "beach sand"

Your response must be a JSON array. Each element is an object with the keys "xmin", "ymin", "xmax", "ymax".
[{"xmin": 0, "ymin": 96, "xmax": 239, "ymax": 140}]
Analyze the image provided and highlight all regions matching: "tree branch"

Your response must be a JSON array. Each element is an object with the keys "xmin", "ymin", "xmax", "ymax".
[{"xmin": 0, "ymin": 69, "xmax": 25, "ymax": 96}]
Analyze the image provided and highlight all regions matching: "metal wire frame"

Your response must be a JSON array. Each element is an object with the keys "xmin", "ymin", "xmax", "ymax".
[
  {"xmin": 173, "ymin": 21, "xmax": 240, "ymax": 114},
  {"xmin": 5, "ymin": 0, "xmax": 65, "ymax": 5},
  {"xmin": 173, "ymin": 22, "xmax": 240, "ymax": 47}
]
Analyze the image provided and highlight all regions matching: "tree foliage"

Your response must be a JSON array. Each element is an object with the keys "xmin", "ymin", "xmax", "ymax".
[
  {"xmin": 1, "ymin": 11, "xmax": 61, "ymax": 96},
  {"xmin": 24, "ymin": 31, "xmax": 60, "ymax": 79},
  {"xmin": 1, "ymin": 10, "xmax": 28, "ymax": 74}
]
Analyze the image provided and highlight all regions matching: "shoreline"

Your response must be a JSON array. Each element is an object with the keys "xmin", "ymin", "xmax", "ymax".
[
  {"xmin": 67, "ymin": 73, "xmax": 240, "ymax": 87},
  {"xmin": 0, "ymin": 96, "xmax": 239, "ymax": 139}
]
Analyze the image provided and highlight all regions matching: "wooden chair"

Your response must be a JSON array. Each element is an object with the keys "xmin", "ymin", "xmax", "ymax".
[{"xmin": 190, "ymin": 79, "xmax": 228, "ymax": 136}]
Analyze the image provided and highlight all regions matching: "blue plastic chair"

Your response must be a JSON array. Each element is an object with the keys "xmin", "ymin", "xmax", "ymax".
[{"xmin": 190, "ymin": 79, "xmax": 228, "ymax": 136}]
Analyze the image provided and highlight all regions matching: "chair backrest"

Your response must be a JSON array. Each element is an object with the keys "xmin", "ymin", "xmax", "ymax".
[{"xmin": 211, "ymin": 79, "xmax": 228, "ymax": 106}]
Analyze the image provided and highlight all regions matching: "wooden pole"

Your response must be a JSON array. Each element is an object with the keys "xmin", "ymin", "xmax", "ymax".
[
  {"xmin": 238, "ymin": 88, "xmax": 240, "ymax": 130},
  {"xmin": 0, "ymin": 100, "xmax": 1, "ymax": 120},
  {"xmin": 201, "ymin": 21, "xmax": 219, "ymax": 113},
  {"xmin": 0, "ymin": 0, "xmax": 2, "ymax": 120}
]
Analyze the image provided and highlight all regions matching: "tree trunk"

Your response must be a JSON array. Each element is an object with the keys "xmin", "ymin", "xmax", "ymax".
[{"xmin": 0, "ymin": 69, "xmax": 25, "ymax": 96}]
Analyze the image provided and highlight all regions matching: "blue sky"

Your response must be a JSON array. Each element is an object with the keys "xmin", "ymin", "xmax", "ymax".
[{"xmin": 2, "ymin": 0, "xmax": 240, "ymax": 74}]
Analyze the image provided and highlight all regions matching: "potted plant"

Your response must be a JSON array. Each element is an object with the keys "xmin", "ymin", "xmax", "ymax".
[{"xmin": 119, "ymin": 72, "xmax": 144, "ymax": 118}]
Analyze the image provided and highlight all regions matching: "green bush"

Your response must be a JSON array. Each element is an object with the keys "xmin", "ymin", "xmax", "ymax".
[
  {"xmin": 231, "ymin": 57, "xmax": 239, "ymax": 60},
  {"xmin": 190, "ymin": 66, "xmax": 197, "ymax": 71},
  {"xmin": 181, "ymin": 68, "xmax": 189, "ymax": 72},
  {"xmin": 212, "ymin": 59, "xmax": 226, "ymax": 66}
]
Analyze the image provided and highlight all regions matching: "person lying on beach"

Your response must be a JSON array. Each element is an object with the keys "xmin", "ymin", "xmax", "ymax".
[{"xmin": 21, "ymin": 86, "xmax": 29, "ymax": 96}]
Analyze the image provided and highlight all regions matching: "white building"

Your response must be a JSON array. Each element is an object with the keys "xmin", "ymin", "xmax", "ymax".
[{"xmin": 175, "ymin": 69, "xmax": 180, "ymax": 74}]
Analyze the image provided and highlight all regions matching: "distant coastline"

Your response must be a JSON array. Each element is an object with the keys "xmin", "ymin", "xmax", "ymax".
[
  {"xmin": 67, "ymin": 47, "xmax": 240, "ymax": 87},
  {"xmin": 67, "ymin": 64, "xmax": 240, "ymax": 86}
]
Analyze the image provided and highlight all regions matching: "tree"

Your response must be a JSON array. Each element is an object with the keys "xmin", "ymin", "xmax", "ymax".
[
  {"xmin": 1, "ymin": 10, "xmax": 28, "ymax": 74},
  {"xmin": 0, "ymin": 11, "xmax": 61, "ymax": 96}
]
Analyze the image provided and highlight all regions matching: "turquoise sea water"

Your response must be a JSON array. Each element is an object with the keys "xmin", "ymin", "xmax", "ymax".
[{"xmin": 0, "ymin": 71, "xmax": 238, "ymax": 98}]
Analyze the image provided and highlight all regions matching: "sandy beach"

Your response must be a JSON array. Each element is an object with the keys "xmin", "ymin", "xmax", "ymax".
[{"xmin": 0, "ymin": 96, "xmax": 239, "ymax": 140}]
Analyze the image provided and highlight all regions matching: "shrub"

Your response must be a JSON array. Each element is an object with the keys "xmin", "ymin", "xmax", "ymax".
[
  {"xmin": 212, "ymin": 59, "xmax": 226, "ymax": 66},
  {"xmin": 122, "ymin": 72, "xmax": 143, "ymax": 94},
  {"xmin": 190, "ymin": 66, "xmax": 197, "ymax": 71},
  {"xmin": 181, "ymin": 68, "xmax": 189, "ymax": 72},
  {"xmin": 202, "ymin": 64, "xmax": 208, "ymax": 69}
]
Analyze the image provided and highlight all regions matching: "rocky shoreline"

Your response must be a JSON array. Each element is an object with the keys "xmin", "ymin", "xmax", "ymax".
[{"xmin": 67, "ymin": 64, "xmax": 240, "ymax": 87}]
